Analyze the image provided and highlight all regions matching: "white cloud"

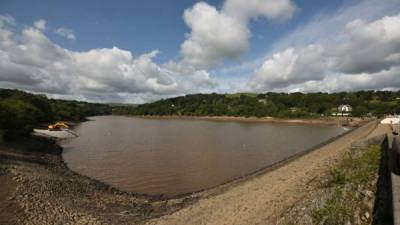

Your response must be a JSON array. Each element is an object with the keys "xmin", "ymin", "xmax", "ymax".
[
  {"xmin": 0, "ymin": 15, "xmax": 15, "ymax": 27},
  {"xmin": 248, "ymin": 45, "xmax": 328, "ymax": 90},
  {"xmin": 223, "ymin": 0, "xmax": 295, "ymax": 22},
  {"xmin": 55, "ymin": 27, "xmax": 76, "ymax": 40},
  {"xmin": 0, "ymin": 16, "xmax": 217, "ymax": 103},
  {"xmin": 334, "ymin": 16, "xmax": 400, "ymax": 74},
  {"xmin": 164, "ymin": 61, "xmax": 218, "ymax": 91},
  {"xmin": 181, "ymin": 2, "xmax": 249, "ymax": 68},
  {"xmin": 271, "ymin": 0, "xmax": 400, "ymax": 51},
  {"xmin": 181, "ymin": 0, "xmax": 295, "ymax": 68},
  {"xmin": 33, "ymin": 19, "xmax": 46, "ymax": 31},
  {"xmin": 299, "ymin": 67, "xmax": 400, "ymax": 93},
  {"xmin": 247, "ymin": 1, "xmax": 400, "ymax": 93}
]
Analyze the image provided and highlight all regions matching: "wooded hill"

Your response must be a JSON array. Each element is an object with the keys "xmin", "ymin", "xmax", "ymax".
[{"xmin": 114, "ymin": 91, "xmax": 400, "ymax": 118}]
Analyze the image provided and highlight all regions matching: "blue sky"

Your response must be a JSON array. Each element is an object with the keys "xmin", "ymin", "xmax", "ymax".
[
  {"xmin": 0, "ymin": 0, "xmax": 399, "ymax": 103},
  {"xmin": 0, "ymin": 0, "xmax": 342, "ymax": 61}
]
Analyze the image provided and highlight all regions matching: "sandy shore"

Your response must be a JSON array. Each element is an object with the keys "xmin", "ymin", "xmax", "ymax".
[
  {"xmin": 135, "ymin": 115, "xmax": 366, "ymax": 127},
  {"xmin": 145, "ymin": 120, "xmax": 382, "ymax": 225},
  {"xmin": 0, "ymin": 119, "xmax": 382, "ymax": 225}
]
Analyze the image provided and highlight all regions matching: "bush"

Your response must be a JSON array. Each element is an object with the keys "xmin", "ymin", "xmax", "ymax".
[
  {"xmin": 0, "ymin": 99, "xmax": 43, "ymax": 137},
  {"xmin": 0, "ymin": 89, "xmax": 112, "ymax": 139}
]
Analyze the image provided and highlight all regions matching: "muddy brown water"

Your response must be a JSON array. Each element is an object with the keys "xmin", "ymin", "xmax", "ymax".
[{"xmin": 62, "ymin": 116, "xmax": 348, "ymax": 197}]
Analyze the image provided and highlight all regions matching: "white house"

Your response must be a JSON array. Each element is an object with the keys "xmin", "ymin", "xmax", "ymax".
[
  {"xmin": 331, "ymin": 104, "xmax": 352, "ymax": 116},
  {"xmin": 338, "ymin": 104, "xmax": 352, "ymax": 113}
]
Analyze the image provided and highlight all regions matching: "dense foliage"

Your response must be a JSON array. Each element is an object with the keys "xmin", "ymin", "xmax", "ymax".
[
  {"xmin": 114, "ymin": 91, "xmax": 400, "ymax": 118},
  {"xmin": 0, "ymin": 89, "xmax": 111, "ymax": 138}
]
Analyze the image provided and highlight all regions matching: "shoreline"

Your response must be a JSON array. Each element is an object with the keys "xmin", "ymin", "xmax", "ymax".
[
  {"xmin": 0, "ymin": 135, "xmax": 197, "ymax": 225},
  {"xmin": 0, "ymin": 119, "xmax": 378, "ymax": 224},
  {"xmin": 55, "ymin": 115, "xmax": 367, "ymax": 200},
  {"xmin": 145, "ymin": 120, "xmax": 382, "ymax": 225},
  {"xmin": 133, "ymin": 115, "xmax": 366, "ymax": 127},
  {"xmin": 162, "ymin": 120, "xmax": 363, "ymax": 200}
]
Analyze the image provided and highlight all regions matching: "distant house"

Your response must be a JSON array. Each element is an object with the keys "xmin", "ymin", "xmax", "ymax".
[
  {"xmin": 332, "ymin": 104, "xmax": 352, "ymax": 116},
  {"xmin": 338, "ymin": 104, "xmax": 352, "ymax": 113},
  {"xmin": 335, "ymin": 104, "xmax": 352, "ymax": 116}
]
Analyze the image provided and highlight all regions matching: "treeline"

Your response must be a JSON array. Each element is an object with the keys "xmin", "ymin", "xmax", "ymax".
[
  {"xmin": 2, "ymin": 89, "xmax": 400, "ymax": 138},
  {"xmin": 0, "ymin": 89, "xmax": 111, "ymax": 138},
  {"xmin": 113, "ymin": 91, "xmax": 400, "ymax": 118}
]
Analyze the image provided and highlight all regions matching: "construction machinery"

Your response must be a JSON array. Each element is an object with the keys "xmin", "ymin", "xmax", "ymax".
[{"xmin": 48, "ymin": 121, "xmax": 69, "ymax": 131}]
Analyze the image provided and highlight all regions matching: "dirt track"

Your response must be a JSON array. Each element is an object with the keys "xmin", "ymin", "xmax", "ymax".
[{"xmin": 146, "ymin": 121, "xmax": 380, "ymax": 225}]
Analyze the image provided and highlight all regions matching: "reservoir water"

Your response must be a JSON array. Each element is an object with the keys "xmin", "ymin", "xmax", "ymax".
[{"xmin": 62, "ymin": 116, "xmax": 348, "ymax": 197}]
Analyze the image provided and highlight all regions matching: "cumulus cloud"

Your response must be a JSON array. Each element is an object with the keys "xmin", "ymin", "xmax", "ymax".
[
  {"xmin": 0, "ymin": 17, "xmax": 217, "ymax": 103},
  {"xmin": 299, "ymin": 67, "xmax": 400, "ymax": 93},
  {"xmin": 223, "ymin": 0, "xmax": 295, "ymax": 22},
  {"xmin": 181, "ymin": 0, "xmax": 295, "ymax": 68},
  {"xmin": 334, "ymin": 16, "xmax": 400, "ymax": 74},
  {"xmin": 248, "ymin": 45, "xmax": 328, "ymax": 90},
  {"xmin": 181, "ymin": 2, "xmax": 249, "ymax": 68},
  {"xmin": 33, "ymin": 19, "xmax": 46, "ymax": 31},
  {"xmin": 55, "ymin": 27, "xmax": 76, "ymax": 40},
  {"xmin": 164, "ymin": 61, "xmax": 218, "ymax": 91},
  {"xmin": 247, "ymin": 10, "xmax": 400, "ymax": 93},
  {"xmin": 0, "ymin": 15, "xmax": 15, "ymax": 27}
]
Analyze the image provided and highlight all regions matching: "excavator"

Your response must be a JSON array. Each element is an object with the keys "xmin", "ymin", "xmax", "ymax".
[{"xmin": 48, "ymin": 121, "xmax": 69, "ymax": 131}]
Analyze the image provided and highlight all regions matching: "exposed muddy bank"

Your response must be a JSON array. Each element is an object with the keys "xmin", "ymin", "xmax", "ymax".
[
  {"xmin": 0, "ymin": 135, "xmax": 196, "ymax": 225},
  {"xmin": 133, "ymin": 115, "xmax": 367, "ymax": 127}
]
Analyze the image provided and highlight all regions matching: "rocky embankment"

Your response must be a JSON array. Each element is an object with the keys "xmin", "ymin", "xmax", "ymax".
[{"xmin": 0, "ymin": 136, "xmax": 195, "ymax": 225}]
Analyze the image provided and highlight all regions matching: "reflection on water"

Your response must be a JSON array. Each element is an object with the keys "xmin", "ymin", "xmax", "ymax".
[{"xmin": 62, "ymin": 116, "xmax": 347, "ymax": 197}]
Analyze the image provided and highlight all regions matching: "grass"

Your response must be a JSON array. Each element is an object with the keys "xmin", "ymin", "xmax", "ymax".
[
  {"xmin": 327, "ymin": 145, "xmax": 380, "ymax": 187},
  {"xmin": 279, "ymin": 144, "xmax": 382, "ymax": 225},
  {"xmin": 311, "ymin": 145, "xmax": 381, "ymax": 224}
]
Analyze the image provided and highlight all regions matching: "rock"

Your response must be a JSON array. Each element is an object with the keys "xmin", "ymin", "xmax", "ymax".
[
  {"xmin": 364, "ymin": 190, "xmax": 373, "ymax": 198},
  {"xmin": 120, "ymin": 210, "xmax": 129, "ymax": 215}
]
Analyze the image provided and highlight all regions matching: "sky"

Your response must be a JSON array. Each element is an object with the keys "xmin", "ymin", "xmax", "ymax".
[{"xmin": 0, "ymin": 0, "xmax": 400, "ymax": 103}]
